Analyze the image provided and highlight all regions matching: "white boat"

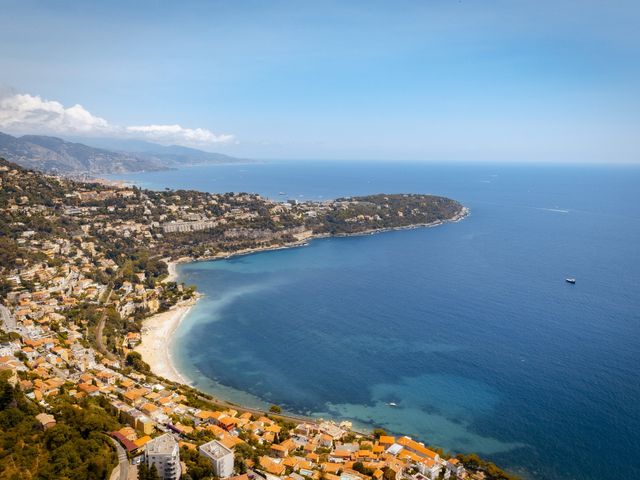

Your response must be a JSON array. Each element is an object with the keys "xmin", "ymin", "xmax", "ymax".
[
  {"xmin": 566, "ymin": 278, "xmax": 576, "ymax": 284},
  {"xmin": 387, "ymin": 402, "xmax": 397, "ymax": 407}
]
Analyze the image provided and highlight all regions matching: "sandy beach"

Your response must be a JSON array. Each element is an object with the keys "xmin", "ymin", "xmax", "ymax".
[
  {"xmin": 162, "ymin": 258, "xmax": 179, "ymax": 283},
  {"xmin": 135, "ymin": 300, "xmax": 197, "ymax": 383},
  {"xmin": 164, "ymin": 260, "xmax": 178, "ymax": 283},
  {"xmin": 162, "ymin": 257, "xmax": 192, "ymax": 283}
]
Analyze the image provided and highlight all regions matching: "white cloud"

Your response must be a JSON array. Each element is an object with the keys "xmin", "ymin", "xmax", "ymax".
[
  {"xmin": 0, "ymin": 93, "xmax": 111, "ymax": 134},
  {"xmin": 126, "ymin": 124, "xmax": 234, "ymax": 145},
  {"xmin": 0, "ymin": 91, "xmax": 234, "ymax": 147}
]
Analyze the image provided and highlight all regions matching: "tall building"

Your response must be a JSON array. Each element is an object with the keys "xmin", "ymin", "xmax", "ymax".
[
  {"xmin": 199, "ymin": 440, "xmax": 234, "ymax": 478},
  {"xmin": 145, "ymin": 433, "xmax": 181, "ymax": 480}
]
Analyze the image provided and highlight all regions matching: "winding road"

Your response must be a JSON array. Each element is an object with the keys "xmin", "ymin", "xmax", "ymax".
[{"xmin": 108, "ymin": 436, "xmax": 129, "ymax": 480}]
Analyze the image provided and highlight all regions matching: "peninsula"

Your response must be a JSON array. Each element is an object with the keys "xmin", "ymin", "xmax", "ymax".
[{"xmin": 0, "ymin": 158, "xmax": 518, "ymax": 480}]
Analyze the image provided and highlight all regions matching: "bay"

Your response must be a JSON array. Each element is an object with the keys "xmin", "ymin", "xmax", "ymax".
[{"xmin": 109, "ymin": 161, "xmax": 640, "ymax": 479}]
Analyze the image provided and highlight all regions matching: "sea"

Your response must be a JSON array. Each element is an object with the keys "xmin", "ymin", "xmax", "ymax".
[{"xmin": 107, "ymin": 161, "xmax": 640, "ymax": 480}]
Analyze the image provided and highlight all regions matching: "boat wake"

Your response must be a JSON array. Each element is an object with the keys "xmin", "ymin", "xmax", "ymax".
[{"xmin": 537, "ymin": 207, "xmax": 570, "ymax": 213}]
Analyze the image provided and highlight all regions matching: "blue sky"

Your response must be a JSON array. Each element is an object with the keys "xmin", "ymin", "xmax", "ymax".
[{"xmin": 0, "ymin": 0, "xmax": 639, "ymax": 162}]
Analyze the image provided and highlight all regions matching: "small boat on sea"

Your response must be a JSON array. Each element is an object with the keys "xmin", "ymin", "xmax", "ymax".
[
  {"xmin": 566, "ymin": 278, "xmax": 576, "ymax": 284},
  {"xmin": 386, "ymin": 402, "xmax": 397, "ymax": 407}
]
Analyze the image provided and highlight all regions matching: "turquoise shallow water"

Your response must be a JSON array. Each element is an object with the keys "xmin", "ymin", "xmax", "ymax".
[{"xmin": 110, "ymin": 162, "xmax": 640, "ymax": 479}]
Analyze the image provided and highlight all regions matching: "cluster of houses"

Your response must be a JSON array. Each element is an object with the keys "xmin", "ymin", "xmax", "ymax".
[{"xmin": 98, "ymin": 410, "xmax": 468, "ymax": 480}]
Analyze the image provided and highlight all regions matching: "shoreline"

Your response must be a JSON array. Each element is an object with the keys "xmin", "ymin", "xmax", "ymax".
[
  {"xmin": 162, "ymin": 256, "xmax": 193, "ymax": 284},
  {"xmin": 135, "ymin": 297, "xmax": 200, "ymax": 384},
  {"xmin": 139, "ymin": 206, "xmax": 469, "ymax": 399}
]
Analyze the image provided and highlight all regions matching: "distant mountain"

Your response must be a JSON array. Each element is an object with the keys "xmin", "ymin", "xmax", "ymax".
[
  {"xmin": 0, "ymin": 132, "xmax": 164, "ymax": 174},
  {"xmin": 74, "ymin": 136, "xmax": 244, "ymax": 165},
  {"xmin": 0, "ymin": 132, "xmax": 245, "ymax": 175}
]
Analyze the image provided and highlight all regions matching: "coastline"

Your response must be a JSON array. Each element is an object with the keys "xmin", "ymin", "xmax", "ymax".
[
  {"xmin": 315, "ymin": 205, "xmax": 470, "ymax": 240},
  {"xmin": 135, "ymin": 298, "xmax": 199, "ymax": 384},
  {"xmin": 172, "ymin": 206, "xmax": 471, "ymax": 265},
  {"xmin": 162, "ymin": 256, "xmax": 193, "ymax": 283},
  {"xmin": 139, "ymin": 206, "xmax": 469, "ymax": 394}
]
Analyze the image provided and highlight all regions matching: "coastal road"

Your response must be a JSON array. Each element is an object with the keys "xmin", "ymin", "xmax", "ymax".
[{"xmin": 108, "ymin": 437, "xmax": 129, "ymax": 480}]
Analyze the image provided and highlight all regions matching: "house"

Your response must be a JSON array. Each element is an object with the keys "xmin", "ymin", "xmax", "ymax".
[
  {"xmin": 141, "ymin": 403, "xmax": 159, "ymax": 416},
  {"xmin": 135, "ymin": 435, "xmax": 153, "ymax": 450},
  {"xmin": 220, "ymin": 435, "xmax": 244, "ymax": 450},
  {"xmin": 417, "ymin": 458, "xmax": 442, "ymax": 480},
  {"xmin": 319, "ymin": 433, "xmax": 333, "ymax": 448},
  {"xmin": 35, "ymin": 413, "xmax": 56, "ymax": 430},
  {"xmin": 96, "ymin": 370, "xmax": 116, "ymax": 385},
  {"xmin": 111, "ymin": 431, "xmax": 139, "ymax": 454},
  {"xmin": 445, "ymin": 458, "xmax": 465, "ymax": 479},
  {"xmin": 395, "ymin": 437, "xmax": 439, "ymax": 463},
  {"xmin": 270, "ymin": 443, "xmax": 290, "ymax": 458},
  {"xmin": 378, "ymin": 436, "xmax": 395, "ymax": 448},
  {"xmin": 136, "ymin": 414, "xmax": 155, "ymax": 435},
  {"xmin": 259, "ymin": 456, "xmax": 286, "ymax": 476},
  {"xmin": 21, "ymin": 346, "xmax": 37, "ymax": 361},
  {"xmin": 199, "ymin": 440, "xmax": 235, "ymax": 478},
  {"xmin": 78, "ymin": 383, "xmax": 100, "ymax": 395}
]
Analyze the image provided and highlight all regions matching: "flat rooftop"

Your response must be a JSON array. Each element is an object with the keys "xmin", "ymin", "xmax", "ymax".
[
  {"xmin": 147, "ymin": 433, "xmax": 178, "ymax": 455},
  {"xmin": 200, "ymin": 440, "xmax": 233, "ymax": 459}
]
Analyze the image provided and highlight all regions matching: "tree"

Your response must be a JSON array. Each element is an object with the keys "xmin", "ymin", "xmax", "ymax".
[
  {"xmin": 269, "ymin": 404, "xmax": 282, "ymax": 414},
  {"xmin": 139, "ymin": 463, "xmax": 161, "ymax": 480},
  {"xmin": 383, "ymin": 467, "xmax": 397, "ymax": 480},
  {"xmin": 0, "ymin": 236, "xmax": 20, "ymax": 271},
  {"xmin": 372, "ymin": 428, "xmax": 387, "ymax": 439},
  {"xmin": 0, "ymin": 371, "xmax": 16, "ymax": 409},
  {"xmin": 125, "ymin": 351, "xmax": 150, "ymax": 373},
  {"xmin": 179, "ymin": 447, "xmax": 215, "ymax": 479}
]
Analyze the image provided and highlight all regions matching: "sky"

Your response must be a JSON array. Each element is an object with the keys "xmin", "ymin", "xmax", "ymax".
[{"xmin": 0, "ymin": 0, "xmax": 639, "ymax": 162}]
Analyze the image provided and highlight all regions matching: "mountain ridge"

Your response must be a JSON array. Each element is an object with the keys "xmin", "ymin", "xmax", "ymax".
[{"xmin": 0, "ymin": 131, "xmax": 245, "ymax": 174}]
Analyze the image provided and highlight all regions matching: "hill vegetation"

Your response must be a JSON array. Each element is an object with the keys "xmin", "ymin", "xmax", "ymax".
[{"xmin": 0, "ymin": 371, "xmax": 119, "ymax": 479}]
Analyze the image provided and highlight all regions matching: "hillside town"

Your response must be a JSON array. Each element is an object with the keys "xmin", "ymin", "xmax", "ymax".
[{"xmin": 0, "ymin": 159, "xmax": 514, "ymax": 480}]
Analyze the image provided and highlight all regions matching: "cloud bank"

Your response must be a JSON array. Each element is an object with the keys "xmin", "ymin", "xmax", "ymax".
[{"xmin": 0, "ymin": 91, "xmax": 233, "ymax": 147}]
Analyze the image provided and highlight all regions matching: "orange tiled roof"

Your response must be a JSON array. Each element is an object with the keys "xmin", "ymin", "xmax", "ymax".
[
  {"xmin": 395, "ymin": 437, "xmax": 438, "ymax": 460},
  {"xmin": 259, "ymin": 456, "xmax": 286, "ymax": 475}
]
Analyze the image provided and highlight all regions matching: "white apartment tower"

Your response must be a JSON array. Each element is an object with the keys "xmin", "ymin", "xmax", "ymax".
[
  {"xmin": 199, "ymin": 440, "xmax": 234, "ymax": 478},
  {"xmin": 145, "ymin": 433, "xmax": 181, "ymax": 480}
]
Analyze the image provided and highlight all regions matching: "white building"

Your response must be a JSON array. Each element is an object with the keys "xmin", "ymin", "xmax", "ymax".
[
  {"xmin": 162, "ymin": 220, "xmax": 218, "ymax": 233},
  {"xmin": 199, "ymin": 440, "xmax": 234, "ymax": 478},
  {"xmin": 145, "ymin": 433, "xmax": 181, "ymax": 480}
]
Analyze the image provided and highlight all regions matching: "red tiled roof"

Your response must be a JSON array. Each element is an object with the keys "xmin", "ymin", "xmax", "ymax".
[{"xmin": 110, "ymin": 431, "xmax": 138, "ymax": 453}]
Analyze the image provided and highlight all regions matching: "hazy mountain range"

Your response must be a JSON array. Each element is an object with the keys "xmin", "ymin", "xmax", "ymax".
[{"xmin": 0, "ymin": 131, "xmax": 245, "ymax": 175}]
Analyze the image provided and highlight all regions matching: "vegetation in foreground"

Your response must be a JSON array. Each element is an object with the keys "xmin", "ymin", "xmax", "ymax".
[{"xmin": 0, "ymin": 371, "xmax": 119, "ymax": 479}]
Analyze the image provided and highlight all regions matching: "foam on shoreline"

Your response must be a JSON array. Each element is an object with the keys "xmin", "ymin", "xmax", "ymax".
[{"xmin": 135, "ymin": 300, "xmax": 197, "ymax": 384}]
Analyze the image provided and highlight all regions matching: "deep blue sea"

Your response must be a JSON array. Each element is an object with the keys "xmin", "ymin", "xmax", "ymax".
[{"xmin": 108, "ymin": 162, "xmax": 640, "ymax": 480}]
